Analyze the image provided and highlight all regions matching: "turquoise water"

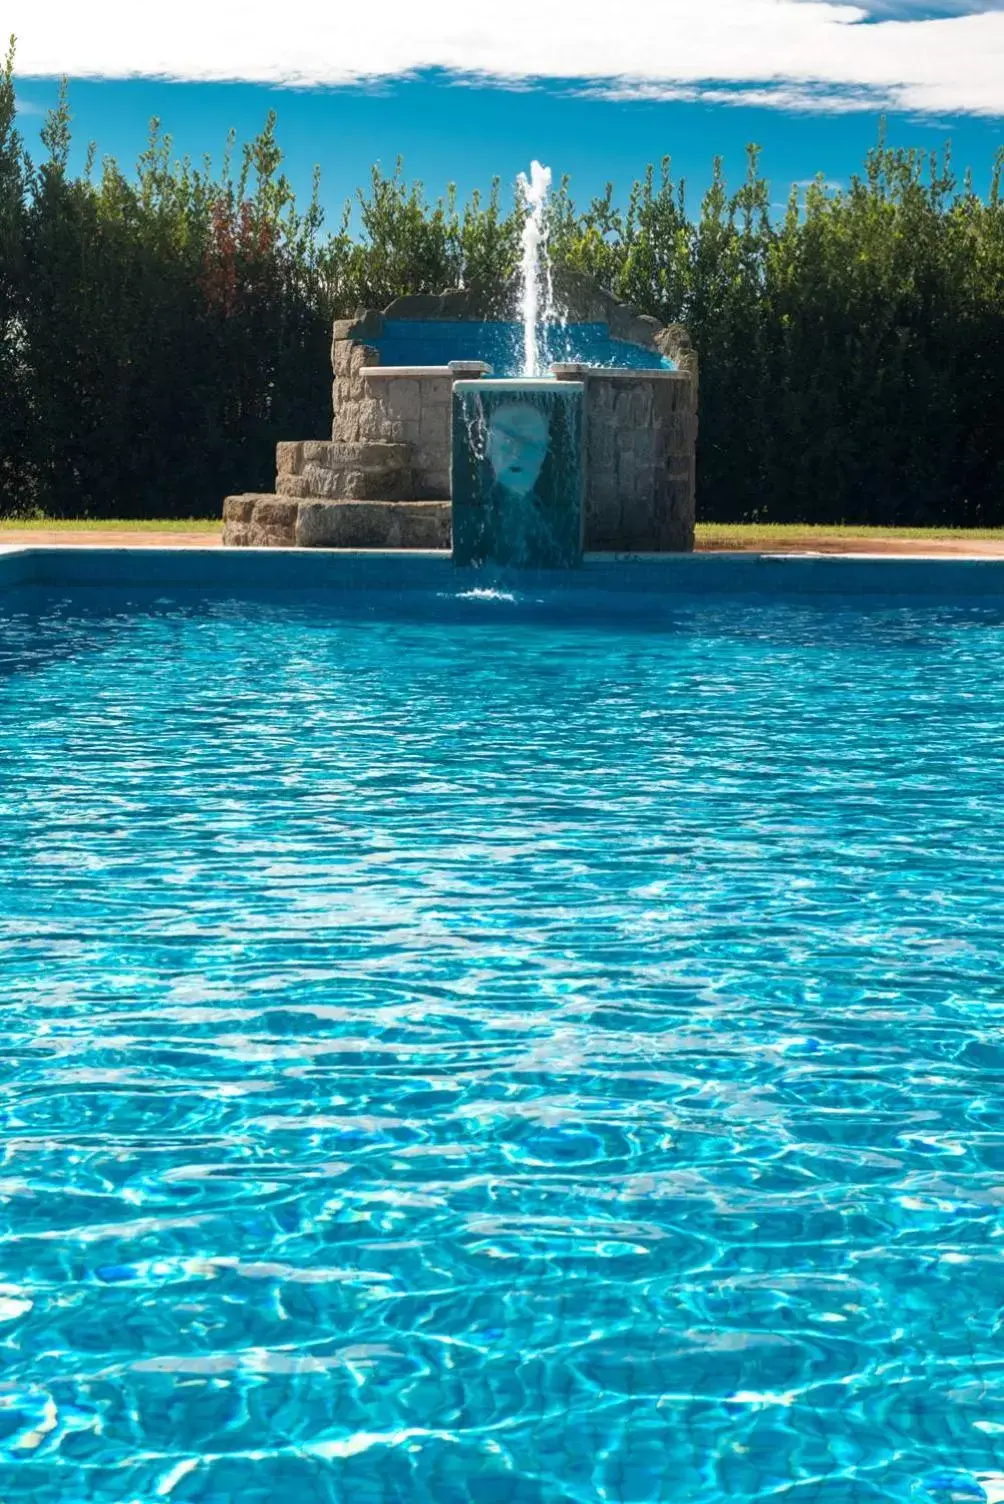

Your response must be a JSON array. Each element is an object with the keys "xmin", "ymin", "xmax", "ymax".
[
  {"xmin": 2, "ymin": 584, "xmax": 1003, "ymax": 1504},
  {"xmin": 372, "ymin": 320, "xmax": 675, "ymax": 376}
]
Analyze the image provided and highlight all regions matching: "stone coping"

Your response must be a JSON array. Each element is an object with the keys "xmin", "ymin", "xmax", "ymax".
[
  {"xmin": 361, "ymin": 365, "xmax": 454, "ymax": 379},
  {"xmin": 360, "ymin": 363, "xmax": 688, "ymax": 382},
  {"xmin": 3, "ymin": 546, "xmax": 1004, "ymax": 599},
  {"xmin": 360, "ymin": 361, "xmax": 493, "ymax": 379}
]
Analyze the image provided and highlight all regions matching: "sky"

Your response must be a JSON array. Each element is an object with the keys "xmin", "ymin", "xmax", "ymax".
[{"xmin": 8, "ymin": 0, "xmax": 1004, "ymax": 223}]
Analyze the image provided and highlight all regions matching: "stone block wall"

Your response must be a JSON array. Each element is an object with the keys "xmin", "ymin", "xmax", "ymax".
[
  {"xmin": 553, "ymin": 362, "xmax": 697, "ymax": 553},
  {"xmin": 331, "ymin": 317, "xmax": 488, "ymax": 499},
  {"xmin": 355, "ymin": 371, "xmax": 454, "ymax": 498}
]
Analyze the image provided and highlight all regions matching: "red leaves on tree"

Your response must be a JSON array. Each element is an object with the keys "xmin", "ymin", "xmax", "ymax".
[{"xmin": 201, "ymin": 197, "xmax": 277, "ymax": 316}]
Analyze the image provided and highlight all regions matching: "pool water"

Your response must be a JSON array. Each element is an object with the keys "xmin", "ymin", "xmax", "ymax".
[
  {"xmin": 1, "ymin": 585, "xmax": 1003, "ymax": 1504},
  {"xmin": 370, "ymin": 320, "xmax": 676, "ymax": 376}
]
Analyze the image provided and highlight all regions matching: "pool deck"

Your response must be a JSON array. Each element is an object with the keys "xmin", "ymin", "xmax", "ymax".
[
  {"xmin": 0, "ymin": 528, "xmax": 222, "ymax": 549},
  {"xmin": 1, "ymin": 527, "xmax": 1004, "ymax": 557}
]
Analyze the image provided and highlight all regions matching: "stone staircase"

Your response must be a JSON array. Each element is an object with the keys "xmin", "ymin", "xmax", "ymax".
[
  {"xmin": 275, "ymin": 440, "xmax": 416, "ymax": 502},
  {"xmin": 223, "ymin": 437, "xmax": 451, "ymax": 550}
]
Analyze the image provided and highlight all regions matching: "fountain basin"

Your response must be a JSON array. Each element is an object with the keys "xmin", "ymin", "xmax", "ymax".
[{"xmin": 363, "ymin": 318, "xmax": 675, "ymax": 377}]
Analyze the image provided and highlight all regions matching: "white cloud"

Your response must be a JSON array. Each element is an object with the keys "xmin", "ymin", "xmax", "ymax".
[
  {"xmin": 7, "ymin": 0, "xmax": 1004, "ymax": 116},
  {"xmin": 577, "ymin": 81, "xmax": 897, "ymax": 114}
]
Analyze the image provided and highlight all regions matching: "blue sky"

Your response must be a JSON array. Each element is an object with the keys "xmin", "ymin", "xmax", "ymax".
[{"xmin": 9, "ymin": 0, "xmax": 1004, "ymax": 224}]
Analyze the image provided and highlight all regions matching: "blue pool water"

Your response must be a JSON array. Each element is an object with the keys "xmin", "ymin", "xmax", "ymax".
[
  {"xmin": 2, "ymin": 581, "xmax": 1004, "ymax": 1504},
  {"xmin": 371, "ymin": 319, "xmax": 675, "ymax": 376}
]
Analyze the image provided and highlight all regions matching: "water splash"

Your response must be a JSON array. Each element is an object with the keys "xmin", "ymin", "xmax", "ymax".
[
  {"xmin": 517, "ymin": 161, "xmax": 555, "ymax": 377},
  {"xmin": 450, "ymin": 588, "xmax": 519, "ymax": 603}
]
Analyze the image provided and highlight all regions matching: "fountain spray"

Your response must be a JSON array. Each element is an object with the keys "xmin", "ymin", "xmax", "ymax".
[{"xmin": 517, "ymin": 161, "xmax": 554, "ymax": 378}]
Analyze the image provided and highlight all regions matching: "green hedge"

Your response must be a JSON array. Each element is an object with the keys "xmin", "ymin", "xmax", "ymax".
[{"xmin": 2, "ymin": 43, "xmax": 1003, "ymax": 524}]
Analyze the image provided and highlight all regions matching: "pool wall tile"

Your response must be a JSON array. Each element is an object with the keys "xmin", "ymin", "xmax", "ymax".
[
  {"xmin": 0, "ymin": 547, "xmax": 38, "ymax": 590},
  {"xmin": 1, "ymin": 546, "xmax": 1003, "ymax": 601}
]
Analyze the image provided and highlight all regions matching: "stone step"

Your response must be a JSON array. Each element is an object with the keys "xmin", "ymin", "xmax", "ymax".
[
  {"xmin": 223, "ymin": 494, "xmax": 450, "ymax": 551},
  {"xmin": 277, "ymin": 463, "xmax": 414, "ymax": 503},
  {"xmin": 297, "ymin": 500, "xmax": 450, "ymax": 550},
  {"xmin": 277, "ymin": 440, "xmax": 412, "ymax": 474},
  {"xmin": 275, "ymin": 438, "xmax": 416, "ymax": 503},
  {"xmin": 223, "ymin": 494, "xmax": 298, "ymax": 548}
]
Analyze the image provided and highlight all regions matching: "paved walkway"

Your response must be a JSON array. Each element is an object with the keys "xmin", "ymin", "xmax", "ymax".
[
  {"xmin": 2, "ymin": 529, "xmax": 1004, "ymax": 557},
  {"xmin": 0, "ymin": 529, "xmax": 223, "ymax": 549}
]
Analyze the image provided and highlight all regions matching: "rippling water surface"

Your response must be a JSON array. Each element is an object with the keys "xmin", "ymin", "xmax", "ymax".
[{"xmin": 2, "ymin": 584, "xmax": 1004, "ymax": 1504}]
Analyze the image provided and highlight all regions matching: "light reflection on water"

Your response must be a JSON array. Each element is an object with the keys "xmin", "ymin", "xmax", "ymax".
[{"xmin": 0, "ymin": 587, "xmax": 1003, "ymax": 1503}]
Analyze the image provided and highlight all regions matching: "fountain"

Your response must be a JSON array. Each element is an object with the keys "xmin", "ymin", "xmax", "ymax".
[
  {"xmin": 221, "ymin": 161, "xmax": 698, "ymax": 556},
  {"xmin": 451, "ymin": 163, "xmax": 587, "ymax": 570}
]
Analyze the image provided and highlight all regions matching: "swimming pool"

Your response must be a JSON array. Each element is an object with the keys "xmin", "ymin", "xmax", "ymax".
[{"xmin": 2, "ymin": 554, "xmax": 1003, "ymax": 1503}]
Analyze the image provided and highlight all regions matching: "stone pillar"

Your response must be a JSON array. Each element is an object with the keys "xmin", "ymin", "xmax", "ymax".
[
  {"xmin": 330, "ymin": 312, "xmax": 384, "ymax": 445},
  {"xmin": 554, "ymin": 361, "xmax": 696, "ymax": 553}
]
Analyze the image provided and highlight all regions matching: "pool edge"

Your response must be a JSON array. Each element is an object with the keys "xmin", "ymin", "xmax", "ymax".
[{"xmin": 3, "ymin": 544, "xmax": 1004, "ymax": 599}]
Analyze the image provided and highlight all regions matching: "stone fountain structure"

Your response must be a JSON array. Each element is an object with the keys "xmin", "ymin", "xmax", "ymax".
[{"xmin": 222, "ymin": 269, "xmax": 698, "ymax": 557}]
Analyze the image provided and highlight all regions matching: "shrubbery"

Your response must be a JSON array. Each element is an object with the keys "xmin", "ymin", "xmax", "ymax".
[{"xmin": 2, "ymin": 40, "xmax": 1003, "ymax": 524}]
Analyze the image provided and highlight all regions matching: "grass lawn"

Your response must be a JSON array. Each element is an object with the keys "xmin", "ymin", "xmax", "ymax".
[
  {"xmin": 1, "ymin": 518, "xmax": 1003, "ymax": 552},
  {"xmin": 696, "ymin": 522, "xmax": 1004, "ymax": 547},
  {"xmin": 0, "ymin": 517, "xmax": 220, "ymax": 533}
]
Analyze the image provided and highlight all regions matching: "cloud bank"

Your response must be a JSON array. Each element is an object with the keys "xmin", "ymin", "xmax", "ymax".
[{"xmin": 8, "ymin": 0, "xmax": 1004, "ymax": 116}]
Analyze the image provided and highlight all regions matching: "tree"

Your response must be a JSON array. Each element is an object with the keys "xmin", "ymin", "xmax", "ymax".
[{"xmin": 0, "ymin": 36, "xmax": 31, "ymax": 512}]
